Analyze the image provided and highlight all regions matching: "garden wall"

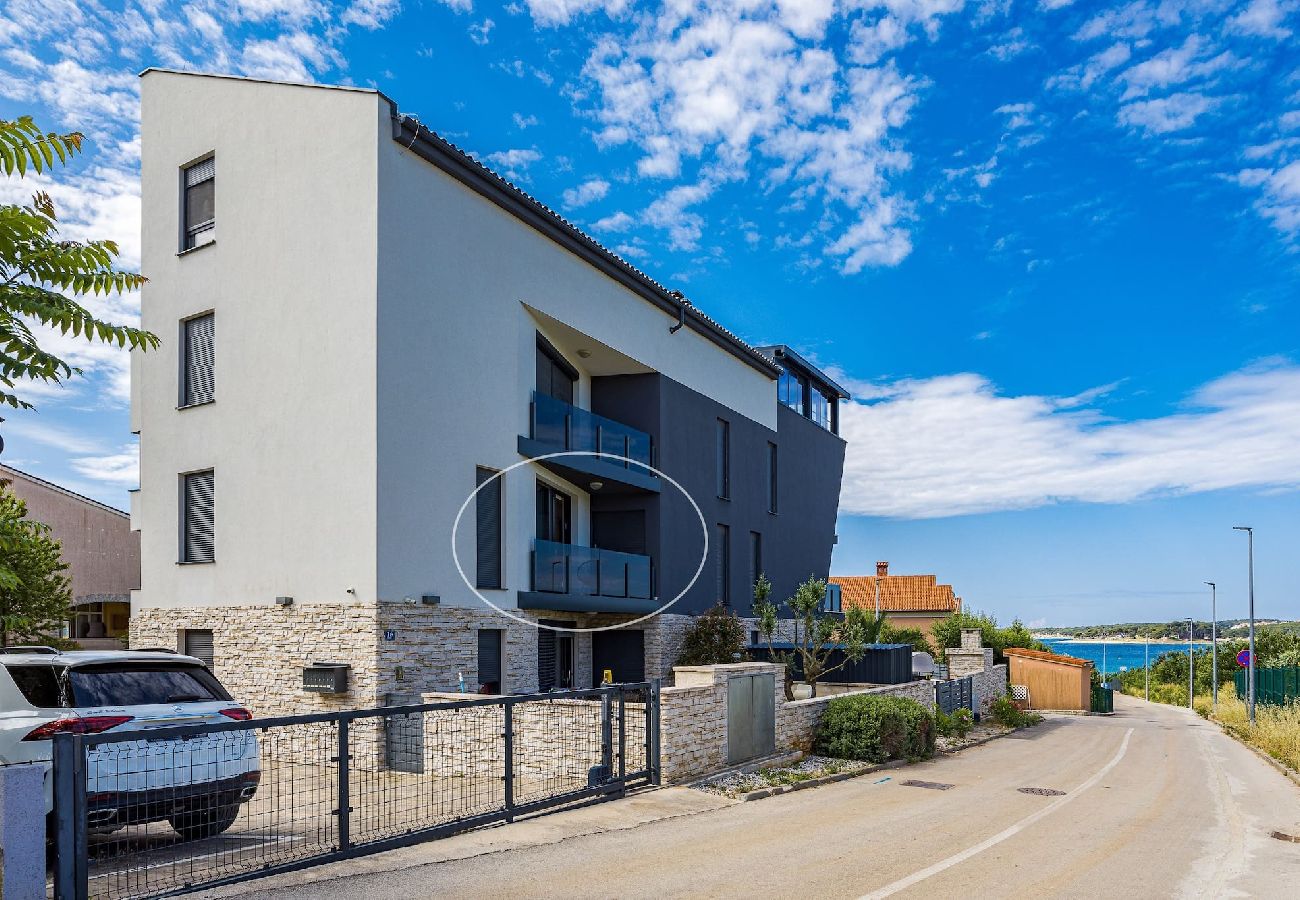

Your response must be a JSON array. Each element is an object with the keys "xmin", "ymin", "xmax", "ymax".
[{"xmin": 660, "ymin": 663, "xmax": 937, "ymax": 783}]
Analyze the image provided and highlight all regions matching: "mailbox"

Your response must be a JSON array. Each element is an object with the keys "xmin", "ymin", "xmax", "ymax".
[{"xmin": 303, "ymin": 662, "xmax": 350, "ymax": 693}]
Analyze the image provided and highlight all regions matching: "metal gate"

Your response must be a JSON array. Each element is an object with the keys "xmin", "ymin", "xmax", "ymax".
[
  {"xmin": 51, "ymin": 682, "xmax": 659, "ymax": 900},
  {"xmin": 936, "ymin": 676, "xmax": 974, "ymax": 715},
  {"xmin": 727, "ymin": 672, "xmax": 776, "ymax": 764}
]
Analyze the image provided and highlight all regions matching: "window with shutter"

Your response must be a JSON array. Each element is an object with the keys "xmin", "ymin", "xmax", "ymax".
[
  {"xmin": 182, "ymin": 470, "xmax": 215, "ymax": 563},
  {"xmin": 477, "ymin": 629, "xmax": 503, "ymax": 693},
  {"xmin": 184, "ymin": 629, "xmax": 215, "ymax": 668},
  {"xmin": 716, "ymin": 523, "xmax": 730, "ymax": 607},
  {"xmin": 716, "ymin": 418, "xmax": 730, "ymax": 499},
  {"xmin": 182, "ymin": 157, "xmax": 215, "ymax": 250},
  {"xmin": 476, "ymin": 467, "xmax": 502, "ymax": 589},
  {"xmin": 181, "ymin": 313, "xmax": 215, "ymax": 406}
]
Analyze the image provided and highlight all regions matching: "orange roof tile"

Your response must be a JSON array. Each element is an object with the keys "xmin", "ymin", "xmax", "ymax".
[
  {"xmin": 1003, "ymin": 647, "xmax": 1094, "ymax": 669},
  {"xmin": 830, "ymin": 574, "xmax": 962, "ymax": 614}
]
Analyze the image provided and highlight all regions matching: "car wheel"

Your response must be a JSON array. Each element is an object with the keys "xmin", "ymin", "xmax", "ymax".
[{"xmin": 168, "ymin": 804, "xmax": 240, "ymax": 841}]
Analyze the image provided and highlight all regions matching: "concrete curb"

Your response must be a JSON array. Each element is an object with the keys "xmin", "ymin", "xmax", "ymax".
[
  {"xmin": 1210, "ymin": 719, "xmax": 1300, "ymax": 790},
  {"xmin": 736, "ymin": 758, "xmax": 910, "ymax": 801}
]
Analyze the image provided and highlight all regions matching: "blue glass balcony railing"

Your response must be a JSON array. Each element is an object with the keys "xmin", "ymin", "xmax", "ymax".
[
  {"xmin": 532, "ymin": 539, "xmax": 653, "ymax": 601},
  {"xmin": 530, "ymin": 392, "xmax": 653, "ymax": 469}
]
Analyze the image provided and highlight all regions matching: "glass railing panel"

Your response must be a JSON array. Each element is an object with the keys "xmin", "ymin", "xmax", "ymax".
[
  {"xmin": 533, "ymin": 540, "xmax": 653, "ymax": 601},
  {"xmin": 625, "ymin": 553, "xmax": 652, "ymax": 599},
  {"xmin": 532, "ymin": 540, "xmax": 569, "ymax": 594},
  {"xmin": 597, "ymin": 554, "xmax": 628, "ymax": 598},
  {"xmin": 569, "ymin": 545, "xmax": 599, "ymax": 596},
  {"xmin": 532, "ymin": 392, "xmax": 569, "ymax": 450}
]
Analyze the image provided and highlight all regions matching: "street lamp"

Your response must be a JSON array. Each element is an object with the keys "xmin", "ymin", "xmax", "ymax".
[
  {"xmin": 1233, "ymin": 526, "xmax": 1256, "ymax": 726},
  {"xmin": 1186, "ymin": 617, "xmax": 1194, "ymax": 710},
  {"xmin": 1205, "ymin": 581, "xmax": 1217, "ymax": 709},
  {"xmin": 1145, "ymin": 635, "xmax": 1150, "ymax": 702}
]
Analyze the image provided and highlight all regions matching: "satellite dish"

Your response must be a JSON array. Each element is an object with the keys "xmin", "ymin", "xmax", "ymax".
[{"xmin": 912, "ymin": 651, "xmax": 935, "ymax": 677}]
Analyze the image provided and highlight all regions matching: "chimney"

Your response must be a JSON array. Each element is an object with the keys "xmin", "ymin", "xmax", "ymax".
[{"xmin": 876, "ymin": 561, "xmax": 889, "ymax": 577}]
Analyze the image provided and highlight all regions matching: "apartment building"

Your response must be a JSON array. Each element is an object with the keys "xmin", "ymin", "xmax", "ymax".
[{"xmin": 130, "ymin": 70, "xmax": 848, "ymax": 713}]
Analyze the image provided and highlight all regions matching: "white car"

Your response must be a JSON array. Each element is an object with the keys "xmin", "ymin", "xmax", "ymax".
[{"xmin": 0, "ymin": 647, "xmax": 260, "ymax": 840}]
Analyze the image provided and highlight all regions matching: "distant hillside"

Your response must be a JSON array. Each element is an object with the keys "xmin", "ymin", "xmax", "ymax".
[{"xmin": 1036, "ymin": 620, "xmax": 1299, "ymax": 642}]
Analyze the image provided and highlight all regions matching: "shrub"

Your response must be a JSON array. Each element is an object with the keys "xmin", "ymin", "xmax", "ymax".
[
  {"xmin": 936, "ymin": 707, "xmax": 974, "ymax": 739},
  {"xmin": 988, "ymin": 695, "xmax": 1044, "ymax": 728},
  {"xmin": 675, "ymin": 604, "xmax": 746, "ymax": 666},
  {"xmin": 814, "ymin": 694, "xmax": 936, "ymax": 763}
]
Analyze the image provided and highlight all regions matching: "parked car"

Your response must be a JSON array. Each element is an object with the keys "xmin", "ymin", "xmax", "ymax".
[{"xmin": 0, "ymin": 648, "xmax": 260, "ymax": 840}]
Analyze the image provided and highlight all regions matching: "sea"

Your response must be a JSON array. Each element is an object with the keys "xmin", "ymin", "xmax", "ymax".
[{"xmin": 1039, "ymin": 638, "xmax": 1212, "ymax": 676}]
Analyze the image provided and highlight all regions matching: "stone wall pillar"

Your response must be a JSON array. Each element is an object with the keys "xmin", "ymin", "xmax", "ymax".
[{"xmin": 948, "ymin": 629, "xmax": 994, "ymax": 678}]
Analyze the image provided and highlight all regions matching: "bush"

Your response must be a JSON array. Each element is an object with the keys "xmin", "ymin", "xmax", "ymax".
[
  {"xmin": 814, "ymin": 694, "xmax": 936, "ymax": 763},
  {"xmin": 988, "ymin": 695, "xmax": 1043, "ymax": 728},
  {"xmin": 936, "ymin": 707, "xmax": 974, "ymax": 739},
  {"xmin": 675, "ymin": 604, "xmax": 746, "ymax": 666}
]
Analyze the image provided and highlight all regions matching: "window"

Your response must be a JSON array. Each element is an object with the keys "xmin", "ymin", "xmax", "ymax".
[
  {"xmin": 476, "ymin": 467, "xmax": 502, "ymax": 589},
  {"xmin": 5, "ymin": 665, "xmax": 62, "ymax": 708},
  {"xmin": 766, "ymin": 442, "xmax": 778, "ymax": 514},
  {"xmin": 477, "ymin": 629, "xmax": 503, "ymax": 694},
  {"xmin": 182, "ymin": 157, "xmax": 215, "ymax": 250},
  {"xmin": 536, "ymin": 335, "xmax": 576, "ymax": 404},
  {"xmin": 67, "ymin": 663, "xmax": 230, "ymax": 707},
  {"xmin": 778, "ymin": 366, "xmax": 806, "ymax": 415},
  {"xmin": 181, "ymin": 470, "xmax": 215, "ymax": 563},
  {"xmin": 184, "ymin": 629, "xmax": 215, "ymax": 668},
  {"xmin": 715, "ymin": 523, "xmax": 730, "ymax": 607},
  {"xmin": 716, "ymin": 418, "xmax": 730, "ymax": 499},
  {"xmin": 749, "ymin": 531, "xmax": 762, "ymax": 592},
  {"xmin": 810, "ymin": 388, "xmax": 830, "ymax": 430},
  {"xmin": 180, "ymin": 313, "xmax": 214, "ymax": 406},
  {"xmin": 535, "ymin": 481, "xmax": 572, "ymax": 544}
]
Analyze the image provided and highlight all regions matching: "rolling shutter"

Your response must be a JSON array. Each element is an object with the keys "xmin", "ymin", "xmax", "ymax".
[
  {"xmin": 476, "ymin": 467, "xmax": 502, "ymax": 589},
  {"xmin": 184, "ymin": 629, "xmax": 215, "ymax": 668},
  {"xmin": 537, "ymin": 629, "xmax": 557, "ymax": 691},
  {"xmin": 477, "ymin": 629, "xmax": 503, "ymax": 693},
  {"xmin": 183, "ymin": 313, "xmax": 215, "ymax": 405},
  {"xmin": 183, "ymin": 470, "xmax": 215, "ymax": 563}
]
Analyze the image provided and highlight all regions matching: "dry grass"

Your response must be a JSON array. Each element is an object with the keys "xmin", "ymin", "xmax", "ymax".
[{"xmin": 1204, "ymin": 684, "xmax": 1300, "ymax": 772}]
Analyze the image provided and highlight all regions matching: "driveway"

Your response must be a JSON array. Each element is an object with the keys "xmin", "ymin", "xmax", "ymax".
[{"xmin": 203, "ymin": 694, "xmax": 1300, "ymax": 898}]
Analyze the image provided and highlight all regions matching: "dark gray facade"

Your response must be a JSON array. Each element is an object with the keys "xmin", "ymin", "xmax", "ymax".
[{"xmin": 588, "ymin": 370, "xmax": 846, "ymax": 617}]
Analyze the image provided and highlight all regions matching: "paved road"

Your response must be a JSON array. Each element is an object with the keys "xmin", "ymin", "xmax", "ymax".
[{"xmin": 211, "ymin": 694, "xmax": 1300, "ymax": 899}]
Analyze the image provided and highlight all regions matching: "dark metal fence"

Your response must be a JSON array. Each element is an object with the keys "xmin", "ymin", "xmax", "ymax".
[
  {"xmin": 1234, "ymin": 666, "xmax": 1300, "ymax": 706},
  {"xmin": 935, "ymin": 676, "xmax": 974, "ymax": 715},
  {"xmin": 51, "ymin": 682, "xmax": 659, "ymax": 900},
  {"xmin": 748, "ymin": 643, "xmax": 914, "ymax": 685}
]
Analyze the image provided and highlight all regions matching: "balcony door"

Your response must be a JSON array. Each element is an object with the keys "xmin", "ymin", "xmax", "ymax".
[
  {"xmin": 536, "ymin": 336, "xmax": 576, "ymax": 404},
  {"xmin": 536, "ymin": 482, "xmax": 572, "ymax": 544}
]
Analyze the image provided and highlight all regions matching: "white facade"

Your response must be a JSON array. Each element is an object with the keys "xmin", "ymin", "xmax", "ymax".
[{"xmin": 132, "ymin": 70, "xmax": 777, "ymax": 620}]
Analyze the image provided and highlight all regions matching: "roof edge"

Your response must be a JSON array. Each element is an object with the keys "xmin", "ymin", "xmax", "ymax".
[
  {"xmin": 0, "ymin": 464, "xmax": 128, "ymax": 517},
  {"xmin": 138, "ymin": 68, "xmax": 390, "ymax": 103},
  {"xmin": 388, "ymin": 111, "xmax": 782, "ymax": 379}
]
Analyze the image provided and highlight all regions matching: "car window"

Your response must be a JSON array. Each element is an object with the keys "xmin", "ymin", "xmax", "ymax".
[
  {"xmin": 5, "ymin": 665, "xmax": 63, "ymax": 708},
  {"xmin": 68, "ymin": 664, "xmax": 233, "ymax": 707}
]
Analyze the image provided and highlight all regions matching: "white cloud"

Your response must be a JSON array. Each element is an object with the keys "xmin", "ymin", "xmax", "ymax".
[
  {"xmin": 523, "ymin": 0, "xmax": 626, "ymax": 26},
  {"xmin": 1118, "ymin": 92, "xmax": 1216, "ymax": 135},
  {"xmin": 1227, "ymin": 0, "xmax": 1295, "ymax": 39},
  {"xmin": 70, "ymin": 446, "xmax": 139, "ymax": 487},
  {"xmin": 562, "ymin": 177, "xmax": 610, "ymax": 208},
  {"xmin": 566, "ymin": 0, "xmax": 949, "ymax": 273},
  {"xmin": 341, "ymin": 0, "xmax": 402, "ymax": 28},
  {"xmin": 839, "ymin": 360, "xmax": 1300, "ymax": 519},
  {"xmin": 1245, "ymin": 160, "xmax": 1300, "ymax": 234},
  {"xmin": 484, "ymin": 147, "xmax": 542, "ymax": 180},
  {"xmin": 513, "ymin": 112, "xmax": 539, "ymax": 129},
  {"xmin": 468, "ymin": 18, "xmax": 494, "ymax": 44},
  {"xmin": 592, "ymin": 210, "xmax": 635, "ymax": 231}
]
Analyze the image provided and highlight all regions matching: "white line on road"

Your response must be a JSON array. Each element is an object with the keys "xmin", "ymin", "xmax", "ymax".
[{"xmin": 860, "ymin": 727, "xmax": 1135, "ymax": 900}]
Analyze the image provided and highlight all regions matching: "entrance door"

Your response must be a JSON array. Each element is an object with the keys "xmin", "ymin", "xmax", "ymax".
[
  {"xmin": 591, "ymin": 630, "xmax": 645, "ymax": 685},
  {"xmin": 538, "ymin": 619, "xmax": 577, "ymax": 691}
]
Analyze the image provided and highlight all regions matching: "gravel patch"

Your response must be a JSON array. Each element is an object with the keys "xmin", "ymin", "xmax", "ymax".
[
  {"xmin": 695, "ymin": 755, "xmax": 875, "ymax": 798},
  {"xmin": 937, "ymin": 722, "xmax": 1013, "ymax": 753}
]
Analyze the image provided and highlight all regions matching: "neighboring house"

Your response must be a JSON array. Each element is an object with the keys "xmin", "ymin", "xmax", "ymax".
[
  {"xmin": 130, "ymin": 70, "xmax": 848, "ymax": 714},
  {"xmin": 0, "ymin": 464, "xmax": 140, "ymax": 647},
  {"xmin": 1004, "ymin": 647, "xmax": 1093, "ymax": 711},
  {"xmin": 830, "ymin": 561, "xmax": 962, "ymax": 643}
]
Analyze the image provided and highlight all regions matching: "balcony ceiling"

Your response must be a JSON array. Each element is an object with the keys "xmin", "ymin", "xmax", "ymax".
[{"xmin": 525, "ymin": 305, "xmax": 654, "ymax": 377}]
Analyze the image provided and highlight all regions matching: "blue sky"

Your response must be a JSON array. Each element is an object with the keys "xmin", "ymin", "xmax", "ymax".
[{"xmin": 1, "ymin": 0, "xmax": 1298, "ymax": 626}]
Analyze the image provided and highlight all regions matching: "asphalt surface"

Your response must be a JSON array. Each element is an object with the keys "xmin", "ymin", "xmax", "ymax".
[{"xmin": 207, "ymin": 694, "xmax": 1300, "ymax": 899}]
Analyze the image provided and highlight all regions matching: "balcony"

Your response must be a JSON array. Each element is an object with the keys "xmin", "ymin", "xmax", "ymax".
[
  {"xmin": 518, "ymin": 392, "xmax": 660, "ymax": 493},
  {"xmin": 518, "ymin": 539, "xmax": 658, "ymax": 614}
]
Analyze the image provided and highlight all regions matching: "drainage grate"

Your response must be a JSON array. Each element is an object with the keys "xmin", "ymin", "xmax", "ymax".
[
  {"xmin": 902, "ymin": 780, "xmax": 955, "ymax": 790},
  {"xmin": 1018, "ymin": 787, "xmax": 1067, "ymax": 796}
]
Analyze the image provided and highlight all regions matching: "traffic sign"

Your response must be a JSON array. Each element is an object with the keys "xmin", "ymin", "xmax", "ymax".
[{"xmin": 1237, "ymin": 649, "xmax": 1253, "ymax": 667}]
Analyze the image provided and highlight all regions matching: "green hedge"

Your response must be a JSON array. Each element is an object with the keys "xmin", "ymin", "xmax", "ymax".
[{"xmin": 813, "ymin": 694, "xmax": 936, "ymax": 763}]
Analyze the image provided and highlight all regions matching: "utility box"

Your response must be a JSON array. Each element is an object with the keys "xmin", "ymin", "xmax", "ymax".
[{"xmin": 303, "ymin": 662, "xmax": 350, "ymax": 693}]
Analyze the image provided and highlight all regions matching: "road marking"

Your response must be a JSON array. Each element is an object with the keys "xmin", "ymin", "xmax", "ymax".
[{"xmin": 859, "ymin": 727, "xmax": 1135, "ymax": 900}]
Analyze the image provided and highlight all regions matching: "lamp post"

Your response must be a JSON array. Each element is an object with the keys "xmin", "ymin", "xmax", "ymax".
[
  {"xmin": 1102, "ymin": 628, "xmax": 1107, "ymax": 682},
  {"xmin": 1234, "ymin": 526, "xmax": 1256, "ymax": 726},
  {"xmin": 1144, "ymin": 636, "xmax": 1150, "ymax": 701},
  {"xmin": 1186, "ymin": 617, "xmax": 1194, "ymax": 710},
  {"xmin": 1205, "ymin": 581, "xmax": 1217, "ymax": 709}
]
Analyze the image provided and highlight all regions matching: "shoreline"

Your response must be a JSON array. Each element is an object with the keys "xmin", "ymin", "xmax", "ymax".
[{"xmin": 1035, "ymin": 636, "xmax": 1213, "ymax": 645}]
